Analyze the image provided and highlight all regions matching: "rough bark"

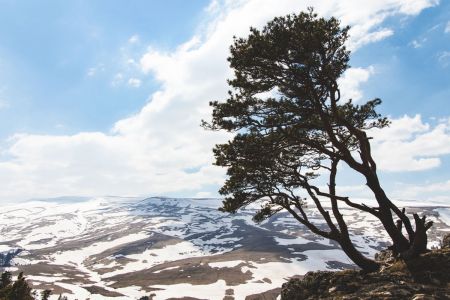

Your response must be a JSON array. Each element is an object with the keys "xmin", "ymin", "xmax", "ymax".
[
  {"xmin": 337, "ymin": 235, "xmax": 379, "ymax": 272},
  {"xmin": 329, "ymin": 160, "xmax": 379, "ymax": 272},
  {"xmin": 400, "ymin": 214, "xmax": 433, "ymax": 259}
]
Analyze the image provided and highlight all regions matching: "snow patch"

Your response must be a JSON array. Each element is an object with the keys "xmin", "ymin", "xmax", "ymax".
[{"xmin": 435, "ymin": 208, "xmax": 450, "ymax": 226}]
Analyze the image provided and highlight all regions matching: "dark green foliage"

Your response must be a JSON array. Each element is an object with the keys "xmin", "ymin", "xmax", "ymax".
[
  {"xmin": 205, "ymin": 9, "xmax": 388, "ymax": 220},
  {"xmin": 0, "ymin": 272, "xmax": 12, "ymax": 290},
  {"xmin": 0, "ymin": 272, "xmax": 12, "ymax": 299},
  {"xmin": 0, "ymin": 272, "xmax": 34, "ymax": 300},
  {"xmin": 0, "ymin": 271, "xmax": 51, "ymax": 300}
]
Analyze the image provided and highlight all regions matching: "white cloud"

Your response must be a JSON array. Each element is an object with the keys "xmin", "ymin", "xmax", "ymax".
[
  {"xmin": 411, "ymin": 39, "xmax": 421, "ymax": 48},
  {"xmin": 348, "ymin": 28, "xmax": 394, "ymax": 50},
  {"xmin": 128, "ymin": 34, "xmax": 140, "ymax": 44},
  {"xmin": 396, "ymin": 0, "xmax": 438, "ymax": 14},
  {"xmin": 87, "ymin": 67, "xmax": 96, "ymax": 77},
  {"xmin": 126, "ymin": 58, "xmax": 137, "ymax": 66},
  {"xmin": 0, "ymin": 0, "xmax": 441, "ymax": 202},
  {"xmin": 391, "ymin": 180, "xmax": 450, "ymax": 204},
  {"xmin": 194, "ymin": 191, "xmax": 213, "ymax": 198},
  {"xmin": 445, "ymin": 21, "xmax": 450, "ymax": 33},
  {"xmin": 438, "ymin": 51, "xmax": 450, "ymax": 67},
  {"xmin": 410, "ymin": 37, "xmax": 427, "ymax": 48},
  {"xmin": 111, "ymin": 73, "xmax": 124, "ymax": 86},
  {"xmin": 127, "ymin": 78, "xmax": 142, "ymax": 88},
  {"xmin": 370, "ymin": 115, "xmax": 450, "ymax": 171},
  {"xmin": 0, "ymin": 132, "xmax": 225, "ymax": 200},
  {"xmin": 86, "ymin": 64, "xmax": 105, "ymax": 77},
  {"xmin": 322, "ymin": 180, "xmax": 450, "ymax": 205},
  {"xmin": 338, "ymin": 66, "xmax": 374, "ymax": 102}
]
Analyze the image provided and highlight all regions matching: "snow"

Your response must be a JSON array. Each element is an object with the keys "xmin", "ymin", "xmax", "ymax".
[
  {"xmin": 209, "ymin": 260, "xmax": 245, "ymax": 268},
  {"xmin": 51, "ymin": 233, "xmax": 149, "ymax": 267},
  {"xmin": 275, "ymin": 236, "xmax": 318, "ymax": 246},
  {"xmin": 435, "ymin": 208, "xmax": 450, "ymax": 226},
  {"xmin": 149, "ymin": 249, "xmax": 350, "ymax": 300},
  {"xmin": 0, "ymin": 198, "xmax": 109, "ymax": 250},
  {"xmin": 1, "ymin": 197, "xmax": 449, "ymax": 300},
  {"xmin": 150, "ymin": 280, "xmax": 228, "ymax": 300},
  {"xmin": 103, "ymin": 240, "xmax": 206, "ymax": 278},
  {"xmin": 28, "ymin": 275, "xmax": 70, "ymax": 283},
  {"xmin": 51, "ymin": 282, "xmax": 93, "ymax": 300},
  {"xmin": 11, "ymin": 257, "xmax": 35, "ymax": 265},
  {"xmin": 92, "ymin": 260, "xmax": 118, "ymax": 270},
  {"xmin": 0, "ymin": 245, "xmax": 11, "ymax": 252},
  {"xmin": 153, "ymin": 265, "xmax": 180, "ymax": 273}
]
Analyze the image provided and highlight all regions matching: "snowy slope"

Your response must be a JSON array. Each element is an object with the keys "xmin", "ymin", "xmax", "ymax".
[{"xmin": 0, "ymin": 197, "xmax": 449, "ymax": 300}]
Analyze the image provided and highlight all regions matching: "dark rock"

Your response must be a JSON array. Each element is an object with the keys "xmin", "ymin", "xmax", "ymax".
[
  {"xmin": 280, "ymin": 248, "xmax": 450, "ymax": 300},
  {"xmin": 244, "ymin": 288, "xmax": 281, "ymax": 300},
  {"xmin": 375, "ymin": 249, "xmax": 395, "ymax": 264},
  {"xmin": 442, "ymin": 233, "xmax": 450, "ymax": 249}
]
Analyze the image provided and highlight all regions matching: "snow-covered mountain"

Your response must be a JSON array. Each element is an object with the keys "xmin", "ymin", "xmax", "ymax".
[{"xmin": 1, "ymin": 197, "xmax": 449, "ymax": 300}]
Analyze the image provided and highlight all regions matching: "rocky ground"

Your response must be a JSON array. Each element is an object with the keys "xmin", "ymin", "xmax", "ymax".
[{"xmin": 281, "ymin": 240, "xmax": 450, "ymax": 300}]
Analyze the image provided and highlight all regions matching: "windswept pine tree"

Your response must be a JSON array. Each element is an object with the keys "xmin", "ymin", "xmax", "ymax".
[{"xmin": 204, "ymin": 9, "xmax": 433, "ymax": 272}]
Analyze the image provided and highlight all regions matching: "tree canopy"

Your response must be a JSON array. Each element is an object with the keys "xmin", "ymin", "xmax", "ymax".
[{"xmin": 204, "ymin": 9, "xmax": 433, "ymax": 272}]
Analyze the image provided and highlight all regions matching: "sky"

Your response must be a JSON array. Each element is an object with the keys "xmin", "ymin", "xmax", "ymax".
[{"xmin": 0, "ymin": 0, "xmax": 449, "ymax": 204}]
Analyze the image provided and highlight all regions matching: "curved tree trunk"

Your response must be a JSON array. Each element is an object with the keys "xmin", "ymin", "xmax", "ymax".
[
  {"xmin": 365, "ymin": 174, "xmax": 433, "ymax": 258},
  {"xmin": 400, "ymin": 213, "xmax": 433, "ymax": 259},
  {"xmin": 336, "ymin": 235, "xmax": 379, "ymax": 272},
  {"xmin": 365, "ymin": 174, "xmax": 411, "ymax": 254},
  {"xmin": 329, "ymin": 159, "xmax": 379, "ymax": 273}
]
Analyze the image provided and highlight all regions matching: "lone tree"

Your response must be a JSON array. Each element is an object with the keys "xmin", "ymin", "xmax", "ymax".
[{"xmin": 203, "ymin": 9, "xmax": 433, "ymax": 272}]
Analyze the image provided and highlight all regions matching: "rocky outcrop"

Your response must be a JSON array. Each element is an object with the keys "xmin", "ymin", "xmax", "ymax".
[
  {"xmin": 281, "ymin": 243, "xmax": 450, "ymax": 299},
  {"xmin": 442, "ymin": 233, "xmax": 450, "ymax": 249}
]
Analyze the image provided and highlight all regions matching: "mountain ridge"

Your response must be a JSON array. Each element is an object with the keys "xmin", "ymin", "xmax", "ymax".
[{"xmin": 1, "ymin": 197, "xmax": 449, "ymax": 299}]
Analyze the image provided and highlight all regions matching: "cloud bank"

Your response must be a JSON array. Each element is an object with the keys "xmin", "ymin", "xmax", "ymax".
[
  {"xmin": 371, "ymin": 115, "xmax": 450, "ymax": 172},
  {"xmin": 0, "ymin": 0, "xmax": 445, "ymax": 202}
]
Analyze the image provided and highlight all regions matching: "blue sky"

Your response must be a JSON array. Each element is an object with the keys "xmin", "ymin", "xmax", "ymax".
[
  {"xmin": 0, "ymin": 0, "xmax": 209, "ymax": 137},
  {"xmin": 336, "ymin": 1, "xmax": 450, "ymax": 201},
  {"xmin": 353, "ymin": 2, "xmax": 450, "ymax": 118},
  {"xmin": 0, "ymin": 0, "xmax": 449, "ymax": 203}
]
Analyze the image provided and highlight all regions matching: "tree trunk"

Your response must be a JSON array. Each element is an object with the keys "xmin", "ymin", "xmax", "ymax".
[
  {"xmin": 365, "ymin": 174, "xmax": 434, "ymax": 259},
  {"xmin": 401, "ymin": 213, "xmax": 433, "ymax": 259},
  {"xmin": 326, "ymin": 159, "xmax": 379, "ymax": 273},
  {"xmin": 337, "ymin": 235, "xmax": 379, "ymax": 273},
  {"xmin": 365, "ymin": 175, "xmax": 410, "ymax": 254}
]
